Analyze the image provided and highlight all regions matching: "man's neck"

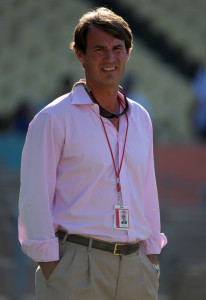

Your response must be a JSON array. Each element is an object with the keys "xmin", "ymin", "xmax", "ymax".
[{"xmin": 87, "ymin": 82, "xmax": 120, "ymax": 114}]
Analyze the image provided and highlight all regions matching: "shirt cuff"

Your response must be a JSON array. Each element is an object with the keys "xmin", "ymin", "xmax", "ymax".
[
  {"xmin": 21, "ymin": 237, "xmax": 60, "ymax": 262},
  {"xmin": 140, "ymin": 233, "xmax": 167, "ymax": 255}
]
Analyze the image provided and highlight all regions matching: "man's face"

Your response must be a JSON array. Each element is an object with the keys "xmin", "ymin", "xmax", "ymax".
[{"xmin": 76, "ymin": 26, "xmax": 130, "ymax": 89}]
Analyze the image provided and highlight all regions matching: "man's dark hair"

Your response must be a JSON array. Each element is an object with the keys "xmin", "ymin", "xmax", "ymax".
[{"xmin": 70, "ymin": 7, "xmax": 133, "ymax": 54}]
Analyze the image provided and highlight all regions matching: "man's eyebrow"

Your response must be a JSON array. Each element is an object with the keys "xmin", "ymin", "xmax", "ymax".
[
  {"xmin": 92, "ymin": 44, "xmax": 104, "ymax": 49},
  {"xmin": 92, "ymin": 43, "xmax": 124, "ymax": 49},
  {"xmin": 114, "ymin": 44, "xmax": 124, "ymax": 48}
]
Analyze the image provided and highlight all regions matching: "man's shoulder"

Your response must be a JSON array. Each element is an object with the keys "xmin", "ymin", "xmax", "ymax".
[
  {"xmin": 29, "ymin": 93, "xmax": 73, "ymax": 130},
  {"xmin": 40, "ymin": 92, "xmax": 72, "ymax": 116},
  {"xmin": 128, "ymin": 98, "xmax": 153, "ymax": 134},
  {"xmin": 128, "ymin": 98, "xmax": 151, "ymax": 120}
]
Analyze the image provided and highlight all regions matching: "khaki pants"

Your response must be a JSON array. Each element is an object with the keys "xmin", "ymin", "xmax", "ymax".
[{"xmin": 35, "ymin": 240, "xmax": 159, "ymax": 300}]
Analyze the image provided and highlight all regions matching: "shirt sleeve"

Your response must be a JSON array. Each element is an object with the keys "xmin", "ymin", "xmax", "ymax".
[
  {"xmin": 141, "ymin": 117, "xmax": 167, "ymax": 255},
  {"xmin": 18, "ymin": 111, "xmax": 64, "ymax": 262}
]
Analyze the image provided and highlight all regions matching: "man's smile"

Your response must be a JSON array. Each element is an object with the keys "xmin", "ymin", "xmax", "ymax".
[{"xmin": 102, "ymin": 67, "xmax": 116, "ymax": 72}]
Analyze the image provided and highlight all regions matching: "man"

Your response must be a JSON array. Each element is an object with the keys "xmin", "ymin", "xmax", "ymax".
[
  {"xmin": 18, "ymin": 7, "xmax": 167, "ymax": 300},
  {"xmin": 121, "ymin": 214, "xmax": 127, "ymax": 225}
]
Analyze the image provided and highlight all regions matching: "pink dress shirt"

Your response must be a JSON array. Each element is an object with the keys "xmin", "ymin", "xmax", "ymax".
[{"xmin": 18, "ymin": 83, "xmax": 167, "ymax": 262}]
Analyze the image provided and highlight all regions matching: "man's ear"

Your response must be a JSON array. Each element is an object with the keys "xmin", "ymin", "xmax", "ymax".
[{"xmin": 75, "ymin": 48, "xmax": 85, "ymax": 64}]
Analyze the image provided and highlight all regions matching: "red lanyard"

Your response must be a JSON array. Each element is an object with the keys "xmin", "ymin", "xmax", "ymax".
[{"xmin": 100, "ymin": 111, "xmax": 129, "ymax": 205}]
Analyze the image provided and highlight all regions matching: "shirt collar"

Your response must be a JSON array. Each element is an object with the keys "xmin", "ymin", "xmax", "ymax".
[
  {"xmin": 71, "ymin": 81, "xmax": 132, "ymax": 116},
  {"xmin": 71, "ymin": 84, "xmax": 93, "ymax": 105}
]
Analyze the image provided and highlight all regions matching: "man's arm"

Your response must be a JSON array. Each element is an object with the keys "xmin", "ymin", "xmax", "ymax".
[
  {"xmin": 141, "ymin": 116, "xmax": 167, "ymax": 255},
  {"xmin": 19, "ymin": 112, "xmax": 64, "ymax": 262}
]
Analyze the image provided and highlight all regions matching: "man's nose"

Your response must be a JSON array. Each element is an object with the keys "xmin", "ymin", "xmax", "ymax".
[{"xmin": 104, "ymin": 49, "xmax": 115, "ymax": 61}]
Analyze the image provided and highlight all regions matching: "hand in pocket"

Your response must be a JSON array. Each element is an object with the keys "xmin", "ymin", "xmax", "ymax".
[{"xmin": 39, "ymin": 261, "xmax": 59, "ymax": 280}]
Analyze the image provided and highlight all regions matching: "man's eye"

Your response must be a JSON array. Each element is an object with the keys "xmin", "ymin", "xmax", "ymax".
[{"xmin": 114, "ymin": 47, "xmax": 122, "ymax": 51}]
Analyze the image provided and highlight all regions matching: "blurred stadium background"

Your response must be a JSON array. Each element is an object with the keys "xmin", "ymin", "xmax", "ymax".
[{"xmin": 0, "ymin": 0, "xmax": 206, "ymax": 299}]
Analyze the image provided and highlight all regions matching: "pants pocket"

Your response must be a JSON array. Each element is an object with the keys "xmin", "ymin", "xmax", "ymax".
[{"xmin": 140, "ymin": 250, "xmax": 159, "ymax": 280}]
